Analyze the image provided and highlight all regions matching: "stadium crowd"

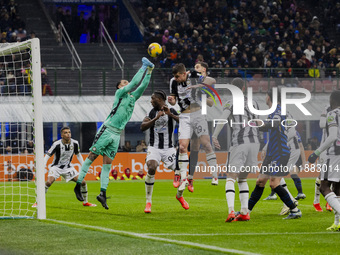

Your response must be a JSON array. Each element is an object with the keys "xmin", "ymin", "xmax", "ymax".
[
  {"xmin": 0, "ymin": 0, "xmax": 35, "ymax": 43},
  {"xmin": 140, "ymin": 0, "xmax": 340, "ymax": 79}
]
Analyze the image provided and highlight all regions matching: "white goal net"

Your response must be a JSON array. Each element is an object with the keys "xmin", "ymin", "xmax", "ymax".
[{"xmin": 0, "ymin": 38, "xmax": 45, "ymax": 219}]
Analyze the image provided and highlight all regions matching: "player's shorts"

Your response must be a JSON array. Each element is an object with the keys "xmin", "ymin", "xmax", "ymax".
[
  {"xmin": 48, "ymin": 166, "xmax": 78, "ymax": 182},
  {"xmin": 178, "ymin": 111, "xmax": 209, "ymax": 140},
  {"xmin": 90, "ymin": 124, "xmax": 121, "ymax": 160},
  {"xmin": 320, "ymin": 155, "xmax": 340, "ymax": 182},
  {"xmin": 146, "ymin": 146, "xmax": 177, "ymax": 170},
  {"xmin": 260, "ymin": 154, "xmax": 290, "ymax": 177},
  {"xmin": 227, "ymin": 143, "xmax": 260, "ymax": 174},
  {"xmin": 287, "ymin": 148, "xmax": 300, "ymax": 172}
]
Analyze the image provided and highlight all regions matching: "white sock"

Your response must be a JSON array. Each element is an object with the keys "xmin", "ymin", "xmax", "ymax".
[
  {"xmin": 188, "ymin": 174, "xmax": 193, "ymax": 180},
  {"xmin": 226, "ymin": 178, "xmax": 236, "ymax": 213},
  {"xmin": 174, "ymin": 170, "xmax": 180, "ymax": 175},
  {"xmin": 81, "ymin": 183, "xmax": 88, "ymax": 203},
  {"xmin": 178, "ymin": 153, "xmax": 189, "ymax": 174},
  {"xmin": 176, "ymin": 168, "xmax": 187, "ymax": 198},
  {"xmin": 45, "ymin": 185, "xmax": 49, "ymax": 193},
  {"xmin": 325, "ymin": 192, "xmax": 340, "ymax": 215},
  {"xmin": 335, "ymin": 197, "xmax": 340, "ymax": 225},
  {"xmin": 145, "ymin": 174, "xmax": 155, "ymax": 203},
  {"xmin": 314, "ymin": 177, "xmax": 321, "ymax": 204},
  {"xmin": 206, "ymin": 152, "xmax": 218, "ymax": 178},
  {"xmin": 238, "ymin": 178, "xmax": 249, "ymax": 215},
  {"xmin": 280, "ymin": 178, "xmax": 295, "ymax": 202}
]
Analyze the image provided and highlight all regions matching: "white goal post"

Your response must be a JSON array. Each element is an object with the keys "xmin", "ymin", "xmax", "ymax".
[{"xmin": 0, "ymin": 38, "xmax": 45, "ymax": 219}]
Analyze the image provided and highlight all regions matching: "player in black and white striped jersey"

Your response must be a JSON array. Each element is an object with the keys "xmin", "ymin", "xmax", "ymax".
[
  {"xmin": 308, "ymin": 90, "xmax": 340, "ymax": 230},
  {"xmin": 169, "ymin": 63, "xmax": 219, "ymax": 202},
  {"xmin": 141, "ymin": 90, "xmax": 180, "ymax": 213},
  {"xmin": 212, "ymin": 78, "xmax": 260, "ymax": 222},
  {"xmin": 33, "ymin": 127, "xmax": 96, "ymax": 207}
]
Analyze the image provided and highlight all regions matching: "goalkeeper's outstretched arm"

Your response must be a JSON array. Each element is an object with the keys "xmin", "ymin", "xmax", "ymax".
[
  {"xmin": 116, "ymin": 68, "xmax": 146, "ymax": 96},
  {"xmin": 131, "ymin": 69, "xmax": 153, "ymax": 100}
]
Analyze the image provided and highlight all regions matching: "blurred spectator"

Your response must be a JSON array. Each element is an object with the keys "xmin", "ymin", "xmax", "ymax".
[
  {"xmin": 41, "ymin": 68, "xmax": 53, "ymax": 96},
  {"xmin": 134, "ymin": 170, "xmax": 145, "ymax": 180},
  {"xmin": 5, "ymin": 146, "xmax": 12, "ymax": 154},
  {"xmin": 162, "ymin": 29, "xmax": 170, "ymax": 44},
  {"xmin": 304, "ymin": 45, "xmax": 315, "ymax": 62},
  {"xmin": 136, "ymin": 140, "xmax": 147, "ymax": 152},
  {"xmin": 63, "ymin": 9, "xmax": 73, "ymax": 39},
  {"xmin": 26, "ymin": 140, "xmax": 34, "ymax": 153},
  {"xmin": 308, "ymin": 63, "xmax": 320, "ymax": 78},
  {"xmin": 88, "ymin": 10, "xmax": 99, "ymax": 43},
  {"xmin": 73, "ymin": 11, "xmax": 85, "ymax": 42},
  {"xmin": 318, "ymin": 61, "xmax": 326, "ymax": 78},
  {"xmin": 6, "ymin": 160, "xmax": 16, "ymax": 181},
  {"xmin": 120, "ymin": 168, "xmax": 133, "ymax": 180},
  {"xmin": 7, "ymin": 0, "xmax": 18, "ymax": 19},
  {"xmin": 122, "ymin": 141, "xmax": 131, "ymax": 152},
  {"xmin": 110, "ymin": 169, "xmax": 119, "ymax": 180},
  {"xmin": 308, "ymin": 137, "xmax": 320, "ymax": 150}
]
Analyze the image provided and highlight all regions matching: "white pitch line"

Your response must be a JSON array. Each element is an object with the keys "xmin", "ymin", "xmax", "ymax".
[
  {"xmin": 45, "ymin": 219, "xmax": 260, "ymax": 255},
  {"xmin": 145, "ymin": 231, "xmax": 340, "ymax": 236}
]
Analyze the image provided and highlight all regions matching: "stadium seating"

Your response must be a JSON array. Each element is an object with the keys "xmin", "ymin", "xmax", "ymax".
[
  {"xmin": 259, "ymin": 81, "xmax": 269, "ymax": 93},
  {"xmin": 248, "ymin": 80, "xmax": 260, "ymax": 93},
  {"xmin": 300, "ymin": 80, "xmax": 313, "ymax": 92},
  {"xmin": 314, "ymin": 80, "xmax": 323, "ymax": 93},
  {"xmin": 324, "ymin": 80, "xmax": 337, "ymax": 92}
]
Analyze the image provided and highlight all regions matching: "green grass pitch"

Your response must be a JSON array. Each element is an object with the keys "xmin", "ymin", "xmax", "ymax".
[{"xmin": 1, "ymin": 178, "xmax": 340, "ymax": 255}]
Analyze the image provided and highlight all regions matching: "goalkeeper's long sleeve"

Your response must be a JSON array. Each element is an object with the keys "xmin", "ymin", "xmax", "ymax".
[
  {"xmin": 131, "ymin": 72, "xmax": 152, "ymax": 100},
  {"xmin": 117, "ymin": 68, "xmax": 145, "ymax": 96}
]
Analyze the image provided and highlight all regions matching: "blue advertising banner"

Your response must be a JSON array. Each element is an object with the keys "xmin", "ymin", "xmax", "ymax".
[{"xmin": 43, "ymin": 0, "xmax": 116, "ymax": 3}]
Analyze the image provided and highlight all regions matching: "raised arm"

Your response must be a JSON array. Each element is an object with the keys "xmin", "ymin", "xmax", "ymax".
[
  {"xmin": 131, "ymin": 70, "xmax": 153, "ymax": 100},
  {"xmin": 117, "ymin": 68, "xmax": 146, "ymax": 96}
]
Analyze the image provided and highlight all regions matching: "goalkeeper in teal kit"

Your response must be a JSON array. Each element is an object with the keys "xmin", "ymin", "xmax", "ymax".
[{"xmin": 74, "ymin": 57, "xmax": 154, "ymax": 209}]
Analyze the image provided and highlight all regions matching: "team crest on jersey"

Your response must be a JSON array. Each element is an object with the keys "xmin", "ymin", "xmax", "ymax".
[
  {"xmin": 328, "ymin": 116, "xmax": 335, "ymax": 123},
  {"xmin": 70, "ymin": 145, "xmax": 74, "ymax": 150}
]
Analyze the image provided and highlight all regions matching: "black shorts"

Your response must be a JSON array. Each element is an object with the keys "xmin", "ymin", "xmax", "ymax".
[{"xmin": 260, "ymin": 154, "xmax": 290, "ymax": 177}]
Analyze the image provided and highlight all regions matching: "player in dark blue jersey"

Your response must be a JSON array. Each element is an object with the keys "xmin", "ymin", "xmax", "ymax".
[{"xmin": 248, "ymin": 90, "xmax": 302, "ymax": 219}]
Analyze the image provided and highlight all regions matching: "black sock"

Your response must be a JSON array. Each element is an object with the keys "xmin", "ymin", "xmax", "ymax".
[
  {"xmin": 274, "ymin": 185, "xmax": 296, "ymax": 210},
  {"xmin": 189, "ymin": 151, "xmax": 199, "ymax": 177},
  {"xmin": 248, "ymin": 185, "xmax": 264, "ymax": 211},
  {"xmin": 291, "ymin": 174, "xmax": 303, "ymax": 193},
  {"xmin": 100, "ymin": 190, "xmax": 106, "ymax": 197},
  {"xmin": 269, "ymin": 189, "xmax": 276, "ymax": 196}
]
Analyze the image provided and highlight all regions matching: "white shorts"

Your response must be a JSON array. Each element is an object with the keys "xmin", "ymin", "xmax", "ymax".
[
  {"xmin": 146, "ymin": 146, "xmax": 177, "ymax": 170},
  {"xmin": 287, "ymin": 148, "xmax": 300, "ymax": 171},
  {"xmin": 320, "ymin": 155, "xmax": 340, "ymax": 182},
  {"xmin": 48, "ymin": 166, "xmax": 79, "ymax": 182},
  {"xmin": 178, "ymin": 111, "xmax": 209, "ymax": 140},
  {"xmin": 227, "ymin": 143, "xmax": 260, "ymax": 173}
]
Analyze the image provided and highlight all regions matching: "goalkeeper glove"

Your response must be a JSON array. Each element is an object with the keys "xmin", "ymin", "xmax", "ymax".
[{"xmin": 308, "ymin": 150, "xmax": 320, "ymax": 163}]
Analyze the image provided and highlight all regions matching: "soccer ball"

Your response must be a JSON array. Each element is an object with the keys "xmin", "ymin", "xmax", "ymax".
[{"xmin": 148, "ymin": 43, "xmax": 162, "ymax": 58}]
